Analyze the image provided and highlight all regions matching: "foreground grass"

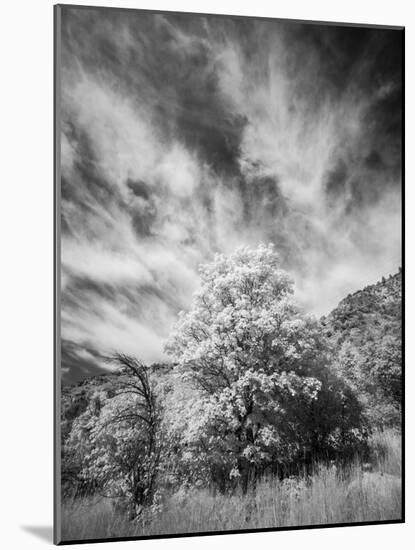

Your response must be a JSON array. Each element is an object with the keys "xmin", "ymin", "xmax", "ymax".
[{"xmin": 61, "ymin": 430, "xmax": 402, "ymax": 541}]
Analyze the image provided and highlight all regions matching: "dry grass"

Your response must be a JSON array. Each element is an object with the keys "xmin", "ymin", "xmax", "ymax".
[{"xmin": 61, "ymin": 429, "xmax": 402, "ymax": 541}]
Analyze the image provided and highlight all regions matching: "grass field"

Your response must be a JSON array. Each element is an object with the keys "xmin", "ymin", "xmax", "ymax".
[{"xmin": 61, "ymin": 429, "xmax": 402, "ymax": 541}]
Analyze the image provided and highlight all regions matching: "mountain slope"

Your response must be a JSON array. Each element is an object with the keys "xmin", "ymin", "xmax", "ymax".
[
  {"xmin": 322, "ymin": 269, "xmax": 402, "ymax": 427},
  {"xmin": 321, "ymin": 270, "xmax": 402, "ymax": 345}
]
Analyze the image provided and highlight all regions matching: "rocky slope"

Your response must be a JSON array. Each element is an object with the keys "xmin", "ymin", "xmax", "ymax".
[{"xmin": 322, "ymin": 269, "xmax": 402, "ymax": 426}]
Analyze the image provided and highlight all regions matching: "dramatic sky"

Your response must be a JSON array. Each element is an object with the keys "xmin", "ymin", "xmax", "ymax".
[{"xmin": 59, "ymin": 7, "xmax": 402, "ymax": 383}]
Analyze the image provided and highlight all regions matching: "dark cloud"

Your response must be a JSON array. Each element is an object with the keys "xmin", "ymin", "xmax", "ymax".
[
  {"xmin": 325, "ymin": 160, "xmax": 349, "ymax": 201},
  {"xmin": 61, "ymin": 339, "xmax": 108, "ymax": 385},
  {"xmin": 126, "ymin": 179, "xmax": 150, "ymax": 199},
  {"xmin": 364, "ymin": 150, "xmax": 384, "ymax": 171}
]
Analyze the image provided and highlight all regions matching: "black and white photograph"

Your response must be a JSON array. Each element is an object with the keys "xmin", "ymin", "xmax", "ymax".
[{"xmin": 55, "ymin": 5, "xmax": 403, "ymax": 544}]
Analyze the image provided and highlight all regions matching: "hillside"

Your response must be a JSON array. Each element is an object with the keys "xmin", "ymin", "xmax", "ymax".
[
  {"xmin": 322, "ymin": 269, "xmax": 402, "ymax": 426},
  {"xmin": 321, "ymin": 269, "xmax": 402, "ymax": 345},
  {"xmin": 61, "ymin": 363, "xmax": 172, "ymax": 438}
]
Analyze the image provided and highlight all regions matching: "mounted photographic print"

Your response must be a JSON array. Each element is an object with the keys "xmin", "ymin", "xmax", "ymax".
[{"xmin": 54, "ymin": 4, "xmax": 404, "ymax": 544}]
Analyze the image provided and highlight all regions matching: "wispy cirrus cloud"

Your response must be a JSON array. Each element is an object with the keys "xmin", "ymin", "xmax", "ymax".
[{"xmin": 59, "ymin": 8, "xmax": 402, "ymax": 382}]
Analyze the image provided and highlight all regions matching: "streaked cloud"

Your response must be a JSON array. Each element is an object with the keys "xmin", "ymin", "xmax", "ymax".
[{"xmin": 59, "ymin": 8, "xmax": 402, "ymax": 382}]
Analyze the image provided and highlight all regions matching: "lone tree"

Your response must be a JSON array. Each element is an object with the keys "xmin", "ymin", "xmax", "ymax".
[
  {"xmin": 66, "ymin": 354, "xmax": 163, "ymax": 518},
  {"xmin": 166, "ymin": 244, "xmax": 364, "ymax": 492}
]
